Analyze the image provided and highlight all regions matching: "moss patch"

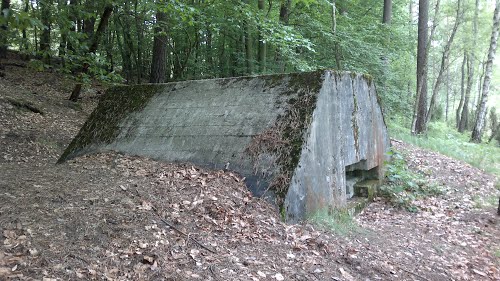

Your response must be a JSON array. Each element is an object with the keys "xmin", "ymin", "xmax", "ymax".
[
  {"xmin": 58, "ymin": 84, "xmax": 164, "ymax": 163},
  {"xmin": 246, "ymin": 71, "xmax": 324, "ymax": 207}
]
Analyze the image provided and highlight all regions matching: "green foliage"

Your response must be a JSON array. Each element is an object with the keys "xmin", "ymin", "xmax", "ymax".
[
  {"xmin": 388, "ymin": 117, "xmax": 500, "ymax": 176},
  {"xmin": 308, "ymin": 209, "xmax": 360, "ymax": 236},
  {"xmin": 431, "ymin": 104, "xmax": 444, "ymax": 122},
  {"xmin": 27, "ymin": 59, "xmax": 49, "ymax": 72},
  {"xmin": 472, "ymin": 195, "xmax": 499, "ymax": 209},
  {"xmin": 380, "ymin": 149, "xmax": 444, "ymax": 212}
]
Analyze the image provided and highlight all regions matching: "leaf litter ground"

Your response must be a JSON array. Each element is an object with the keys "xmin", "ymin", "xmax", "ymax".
[{"xmin": 0, "ymin": 57, "xmax": 499, "ymax": 280}]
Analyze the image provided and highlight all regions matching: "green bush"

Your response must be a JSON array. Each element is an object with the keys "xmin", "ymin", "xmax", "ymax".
[{"xmin": 380, "ymin": 149, "xmax": 444, "ymax": 212}]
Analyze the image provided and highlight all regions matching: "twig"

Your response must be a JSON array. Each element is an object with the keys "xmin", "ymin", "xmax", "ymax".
[
  {"xmin": 154, "ymin": 209, "xmax": 216, "ymax": 254},
  {"xmin": 209, "ymin": 265, "xmax": 221, "ymax": 281},
  {"xmin": 6, "ymin": 98, "xmax": 44, "ymax": 115},
  {"xmin": 67, "ymin": 254, "xmax": 89, "ymax": 264},
  {"xmin": 130, "ymin": 187, "xmax": 217, "ymax": 254}
]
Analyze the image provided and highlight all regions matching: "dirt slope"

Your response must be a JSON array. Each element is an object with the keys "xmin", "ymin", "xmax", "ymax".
[{"xmin": 0, "ymin": 58, "xmax": 499, "ymax": 281}]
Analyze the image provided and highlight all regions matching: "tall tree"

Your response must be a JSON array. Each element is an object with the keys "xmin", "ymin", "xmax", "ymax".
[
  {"xmin": 21, "ymin": 0, "xmax": 29, "ymax": 54},
  {"xmin": 257, "ymin": 0, "xmax": 266, "ymax": 73},
  {"xmin": 83, "ymin": 0, "xmax": 96, "ymax": 39},
  {"xmin": 412, "ymin": 0, "xmax": 429, "ymax": 134},
  {"xmin": 69, "ymin": 4, "xmax": 113, "ymax": 101},
  {"xmin": 67, "ymin": 0, "xmax": 78, "ymax": 52},
  {"xmin": 276, "ymin": 0, "xmax": 292, "ymax": 72},
  {"xmin": 243, "ymin": 0, "xmax": 253, "ymax": 75},
  {"xmin": 57, "ymin": 0, "xmax": 68, "ymax": 59},
  {"xmin": 458, "ymin": 0, "xmax": 479, "ymax": 132},
  {"xmin": 456, "ymin": 52, "xmax": 466, "ymax": 128},
  {"xmin": 332, "ymin": 0, "xmax": 342, "ymax": 70},
  {"xmin": 471, "ymin": 0, "xmax": 500, "ymax": 142},
  {"xmin": 458, "ymin": 54, "xmax": 472, "ymax": 132},
  {"xmin": 383, "ymin": 0, "xmax": 392, "ymax": 24},
  {"xmin": 0, "ymin": 0, "xmax": 10, "ymax": 58},
  {"xmin": 426, "ymin": 0, "xmax": 462, "ymax": 125},
  {"xmin": 39, "ymin": 0, "xmax": 52, "ymax": 62},
  {"xmin": 150, "ymin": 7, "xmax": 167, "ymax": 83}
]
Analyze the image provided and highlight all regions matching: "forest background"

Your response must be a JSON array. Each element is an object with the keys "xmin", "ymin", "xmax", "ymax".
[{"xmin": 0, "ymin": 0, "xmax": 499, "ymax": 174}]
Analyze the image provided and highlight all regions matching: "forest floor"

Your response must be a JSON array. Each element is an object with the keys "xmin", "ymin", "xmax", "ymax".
[{"xmin": 0, "ymin": 56, "xmax": 499, "ymax": 281}]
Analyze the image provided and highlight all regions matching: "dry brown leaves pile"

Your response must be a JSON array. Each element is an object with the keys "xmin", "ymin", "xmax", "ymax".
[{"xmin": 1, "ymin": 55, "xmax": 499, "ymax": 280}]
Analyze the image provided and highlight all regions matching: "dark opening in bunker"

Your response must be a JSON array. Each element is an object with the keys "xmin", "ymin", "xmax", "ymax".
[{"xmin": 345, "ymin": 160, "xmax": 380, "ymax": 198}]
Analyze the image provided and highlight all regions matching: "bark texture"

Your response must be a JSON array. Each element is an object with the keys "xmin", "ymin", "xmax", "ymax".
[
  {"xmin": 412, "ymin": 0, "xmax": 429, "ymax": 134},
  {"xmin": 471, "ymin": 0, "xmax": 500, "ymax": 142},
  {"xmin": 149, "ymin": 10, "xmax": 167, "ymax": 83}
]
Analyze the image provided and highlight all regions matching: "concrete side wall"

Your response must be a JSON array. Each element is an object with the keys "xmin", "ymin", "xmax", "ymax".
[{"xmin": 284, "ymin": 71, "xmax": 389, "ymax": 222}]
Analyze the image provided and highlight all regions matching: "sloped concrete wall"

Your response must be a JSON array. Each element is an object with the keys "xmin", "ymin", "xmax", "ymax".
[
  {"xmin": 59, "ymin": 70, "xmax": 390, "ymax": 222},
  {"xmin": 284, "ymin": 72, "xmax": 389, "ymax": 222}
]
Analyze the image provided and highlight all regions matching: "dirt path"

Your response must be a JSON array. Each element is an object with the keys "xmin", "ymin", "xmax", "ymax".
[
  {"xmin": 1, "ymin": 60, "xmax": 499, "ymax": 280},
  {"xmin": 355, "ymin": 141, "xmax": 500, "ymax": 280}
]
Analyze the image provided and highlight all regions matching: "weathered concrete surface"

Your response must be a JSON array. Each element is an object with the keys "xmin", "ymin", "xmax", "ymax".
[{"xmin": 59, "ymin": 70, "xmax": 390, "ymax": 222}]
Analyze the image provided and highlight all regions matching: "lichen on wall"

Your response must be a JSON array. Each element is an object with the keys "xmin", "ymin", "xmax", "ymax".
[{"xmin": 58, "ymin": 84, "xmax": 164, "ymax": 163}]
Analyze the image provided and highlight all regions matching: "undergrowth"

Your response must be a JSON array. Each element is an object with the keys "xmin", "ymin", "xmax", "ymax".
[
  {"xmin": 308, "ymin": 209, "xmax": 360, "ymax": 236},
  {"xmin": 388, "ymin": 117, "xmax": 500, "ymax": 176},
  {"xmin": 380, "ymin": 149, "xmax": 444, "ymax": 212}
]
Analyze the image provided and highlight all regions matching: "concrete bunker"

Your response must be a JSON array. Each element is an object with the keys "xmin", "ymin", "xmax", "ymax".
[{"xmin": 59, "ymin": 70, "xmax": 390, "ymax": 222}]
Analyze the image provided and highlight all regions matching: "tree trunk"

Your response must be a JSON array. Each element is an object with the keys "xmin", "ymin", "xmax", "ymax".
[
  {"xmin": 458, "ymin": 54, "xmax": 472, "ymax": 132},
  {"xmin": 383, "ymin": 0, "xmax": 392, "ymax": 24},
  {"xmin": 412, "ymin": 0, "xmax": 429, "ymax": 134},
  {"xmin": 218, "ymin": 31, "xmax": 227, "ymax": 77},
  {"xmin": 276, "ymin": 0, "xmax": 292, "ymax": 72},
  {"xmin": 83, "ymin": 0, "xmax": 95, "ymax": 39},
  {"xmin": 456, "ymin": 52, "xmax": 466, "ymax": 128},
  {"xmin": 257, "ymin": 0, "xmax": 266, "ymax": 73},
  {"xmin": 279, "ymin": 0, "xmax": 292, "ymax": 24},
  {"xmin": 206, "ymin": 23, "xmax": 214, "ymax": 76},
  {"xmin": 244, "ymin": 27, "xmax": 253, "ymax": 74},
  {"xmin": 57, "ymin": 0, "xmax": 68, "ymax": 61},
  {"xmin": 243, "ymin": 0, "xmax": 253, "ymax": 75},
  {"xmin": 150, "ymin": 10, "xmax": 167, "ymax": 83},
  {"xmin": 0, "ymin": 0, "xmax": 10, "ymax": 59},
  {"xmin": 380, "ymin": 0, "xmax": 391, "ymax": 94},
  {"xmin": 445, "ymin": 66, "xmax": 449, "ymax": 121},
  {"xmin": 67, "ymin": 0, "xmax": 78, "ymax": 52},
  {"xmin": 40, "ymin": 0, "xmax": 52, "ymax": 63},
  {"xmin": 119, "ymin": 10, "xmax": 136, "ymax": 83},
  {"xmin": 488, "ymin": 123, "xmax": 500, "ymax": 143},
  {"xmin": 134, "ymin": 0, "xmax": 144, "ymax": 83},
  {"xmin": 458, "ymin": 0, "xmax": 478, "ymax": 132},
  {"xmin": 69, "ymin": 5, "xmax": 113, "ymax": 102},
  {"xmin": 471, "ymin": 0, "xmax": 500, "ymax": 142},
  {"xmin": 474, "ymin": 60, "xmax": 485, "ymax": 112},
  {"xmin": 426, "ymin": 0, "xmax": 461, "ymax": 125},
  {"xmin": 21, "ymin": 0, "xmax": 29, "ymax": 57},
  {"xmin": 332, "ymin": 0, "xmax": 342, "ymax": 70},
  {"xmin": 105, "ymin": 29, "xmax": 114, "ymax": 72}
]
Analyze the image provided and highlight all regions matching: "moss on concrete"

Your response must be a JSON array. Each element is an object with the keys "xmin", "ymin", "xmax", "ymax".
[
  {"xmin": 352, "ymin": 82, "xmax": 360, "ymax": 153},
  {"xmin": 246, "ymin": 70, "xmax": 324, "ymax": 207},
  {"xmin": 58, "ymin": 84, "xmax": 163, "ymax": 163}
]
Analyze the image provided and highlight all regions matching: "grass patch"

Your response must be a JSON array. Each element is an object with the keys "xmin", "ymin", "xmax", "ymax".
[
  {"xmin": 494, "ymin": 249, "xmax": 500, "ymax": 258},
  {"xmin": 387, "ymin": 117, "xmax": 500, "ymax": 176},
  {"xmin": 472, "ymin": 195, "xmax": 499, "ymax": 209},
  {"xmin": 380, "ymin": 149, "xmax": 444, "ymax": 212},
  {"xmin": 308, "ymin": 209, "xmax": 360, "ymax": 236}
]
